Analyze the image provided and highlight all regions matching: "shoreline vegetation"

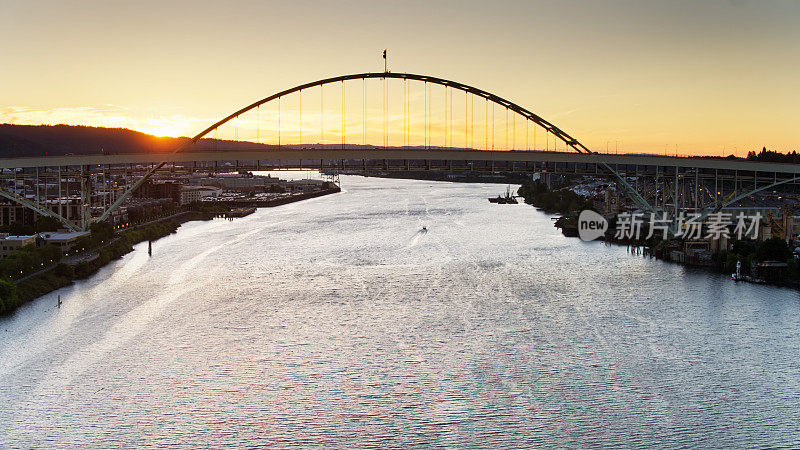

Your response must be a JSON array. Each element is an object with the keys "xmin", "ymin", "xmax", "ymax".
[
  {"xmin": 0, "ymin": 216, "xmax": 192, "ymax": 315},
  {"xmin": 0, "ymin": 186, "xmax": 340, "ymax": 316},
  {"xmin": 516, "ymin": 179, "xmax": 800, "ymax": 289}
]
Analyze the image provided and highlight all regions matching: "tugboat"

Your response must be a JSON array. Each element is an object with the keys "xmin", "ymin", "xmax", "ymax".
[
  {"xmin": 505, "ymin": 185, "xmax": 518, "ymax": 204},
  {"xmin": 488, "ymin": 186, "xmax": 518, "ymax": 204},
  {"xmin": 731, "ymin": 260, "xmax": 766, "ymax": 283}
]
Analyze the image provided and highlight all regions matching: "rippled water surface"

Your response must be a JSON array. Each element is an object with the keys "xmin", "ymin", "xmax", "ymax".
[{"xmin": 2, "ymin": 176, "xmax": 799, "ymax": 448}]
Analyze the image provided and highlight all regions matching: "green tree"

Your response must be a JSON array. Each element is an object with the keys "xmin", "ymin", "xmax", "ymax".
[
  {"xmin": 54, "ymin": 263, "xmax": 74, "ymax": 279},
  {"xmin": 725, "ymin": 253, "xmax": 740, "ymax": 273},
  {"xmin": 0, "ymin": 279, "xmax": 19, "ymax": 315},
  {"xmin": 73, "ymin": 261, "xmax": 92, "ymax": 278},
  {"xmin": 1, "ymin": 221, "xmax": 34, "ymax": 236},
  {"xmin": 786, "ymin": 258, "xmax": 800, "ymax": 280},
  {"xmin": 755, "ymin": 238, "xmax": 791, "ymax": 262},
  {"xmin": 33, "ymin": 216, "xmax": 61, "ymax": 232},
  {"xmin": 89, "ymin": 221, "xmax": 115, "ymax": 241}
]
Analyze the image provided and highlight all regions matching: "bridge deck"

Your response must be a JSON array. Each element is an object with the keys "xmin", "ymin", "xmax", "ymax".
[{"xmin": 2, "ymin": 149, "xmax": 800, "ymax": 175}]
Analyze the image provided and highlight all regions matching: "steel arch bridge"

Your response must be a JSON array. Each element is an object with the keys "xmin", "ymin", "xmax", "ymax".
[
  {"xmin": 2, "ymin": 71, "xmax": 799, "ymax": 232},
  {"xmin": 93, "ymin": 72, "xmax": 647, "ymax": 224}
]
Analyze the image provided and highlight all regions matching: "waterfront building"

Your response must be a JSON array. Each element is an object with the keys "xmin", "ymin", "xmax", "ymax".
[
  {"xmin": 0, "ymin": 198, "xmax": 84, "ymax": 229},
  {"xmin": 123, "ymin": 198, "xmax": 174, "ymax": 222},
  {"xmin": 286, "ymin": 179, "xmax": 326, "ymax": 192},
  {"xmin": 39, "ymin": 230, "xmax": 90, "ymax": 253},
  {"xmin": 134, "ymin": 179, "xmax": 182, "ymax": 204},
  {"xmin": 0, "ymin": 234, "xmax": 36, "ymax": 257},
  {"xmin": 180, "ymin": 185, "xmax": 222, "ymax": 205},
  {"xmin": 189, "ymin": 173, "xmax": 282, "ymax": 192}
]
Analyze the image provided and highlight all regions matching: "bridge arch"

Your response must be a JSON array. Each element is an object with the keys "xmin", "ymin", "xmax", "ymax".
[
  {"xmin": 99, "ymin": 72, "xmax": 615, "ymax": 222},
  {"xmin": 189, "ymin": 72, "xmax": 593, "ymax": 154}
]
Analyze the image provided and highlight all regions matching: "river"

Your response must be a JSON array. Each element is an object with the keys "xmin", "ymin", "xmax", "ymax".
[{"xmin": 1, "ymin": 175, "xmax": 799, "ymax": 448}]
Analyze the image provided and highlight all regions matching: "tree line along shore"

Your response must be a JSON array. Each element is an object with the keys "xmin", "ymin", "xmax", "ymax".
[{"xmin": 516, "ymin": 179, "xmax": 800, "ymax": 288}]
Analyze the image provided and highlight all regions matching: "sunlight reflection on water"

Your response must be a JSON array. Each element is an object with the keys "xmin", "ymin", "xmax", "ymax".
[{"xmin": 1, "ymin": 176, "xmax": 799, "ymax": 448}]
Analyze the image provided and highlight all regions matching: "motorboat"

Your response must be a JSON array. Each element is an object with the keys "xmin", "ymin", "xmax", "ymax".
[
  {"xmin": 731, "ymin": 260, "xmax": 766, "ymax": 283},
  {"xmin": 731, "ymin": 261, "xmax": 743, "ymax": 281}
]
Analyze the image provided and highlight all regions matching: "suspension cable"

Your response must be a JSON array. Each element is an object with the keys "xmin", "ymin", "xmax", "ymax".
[
  {"xmin": 444, "ymin": 86, "xmax": 447, "ymax": 148},
  {"xmin": 405, "ymin": 79, "xmax": 410, "ymax": 147},
  {"xmin": 450, "ymin": 86, "xmax": 453, "ymax": 148},
  {"xmin": 424, "ymin": 81, "xmax": 428, "ymax": 149},
  {"xmin": 403, "ymin": 78, "xmax": 408, "ymax": 147},
  {"xmin": 485, "ymin": 98, "xmax": 488, "ymax": 151},
  {"xmin": 362, "ymin": 78, "xmax": 366, "ymax": 146},
  {"xmin": 341, "ymin": 80, "xmax": 345, "ymax": 150},
  {"xmin": 278, "ymin": 97, "xmax": 281, "ymax": 147},
  {"xmin": 299, "ymin": 90, "xmax": 302, "ymax": 147}
]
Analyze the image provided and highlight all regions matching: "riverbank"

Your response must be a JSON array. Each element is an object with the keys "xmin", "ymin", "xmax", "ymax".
[
  {"xmin": 6, "ymin": 219, "xmax": 187, "ymax": 314},
  {"xmin": 201, "ymin": 185, "xmax": 341, "ymax": 208},
  {"xmin": 0, "ymin": 187, "xmax": 341, "ymax": 315},
  {"xmin": 516, "ymin": 179, "xmax": 800, "ymax": 289}
]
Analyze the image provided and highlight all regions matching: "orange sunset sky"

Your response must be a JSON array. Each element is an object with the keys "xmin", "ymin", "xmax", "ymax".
[{"xmin": 1, "ymin": 0, "xmax": 798, "ymax": 156}]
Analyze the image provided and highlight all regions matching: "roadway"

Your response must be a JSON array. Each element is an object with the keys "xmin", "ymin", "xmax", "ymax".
[{"xmin": 2, "ymin": 148, "xmax": 800, "ymax": 175}]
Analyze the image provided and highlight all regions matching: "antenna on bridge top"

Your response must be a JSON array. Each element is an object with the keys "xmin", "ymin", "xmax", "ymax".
[{"xmin": 382, "ymin": 49, "xmax": 388, "ymax": 73}]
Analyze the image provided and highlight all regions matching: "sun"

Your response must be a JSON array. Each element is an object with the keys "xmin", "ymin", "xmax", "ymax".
[
  {"xmin": 141, "ymin": 116, "xmax": 191, "ymax": 137},
  {"xmin": 142, "ymin": 124, "xmax": 183, "ymax": 137}
]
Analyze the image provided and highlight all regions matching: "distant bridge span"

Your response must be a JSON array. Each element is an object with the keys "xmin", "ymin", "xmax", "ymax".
[{"xmin": 2, "ymin": 149, "xmax": 800, "ymax": 175}]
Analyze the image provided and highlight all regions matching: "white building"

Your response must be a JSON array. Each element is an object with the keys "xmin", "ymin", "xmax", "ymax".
[
  {"xmin": 180, "ymin": 185, "xmax": 222, "ymax": 205},
  {"xmin": 40, "ymin": 230, "xmax": 91, "ymax": 253},
  {"xmin": 286, "ymin": 179, "xmax": 326, "ymax": 192}
]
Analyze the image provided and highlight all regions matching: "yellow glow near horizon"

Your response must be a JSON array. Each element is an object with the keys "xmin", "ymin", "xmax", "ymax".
[
  {"xmin": 139, "ymin": 117, "xmax": 193, "ymax": 138},
  {"xmin": 0, "ymin": 106, "xmax": 199, "ymax": 139}
]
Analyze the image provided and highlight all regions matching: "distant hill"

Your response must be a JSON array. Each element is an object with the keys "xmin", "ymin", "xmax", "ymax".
[
  {"xmin": 0, "ymin": 124, "xmax": 270, "ymax": 158},
  {"xmin": 0, "ymin": 124, "xmax": 392, "ymax": 158},
  {"xmin": 0, "ymin": 124, "xmax": 186, "ymax": 157}
]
